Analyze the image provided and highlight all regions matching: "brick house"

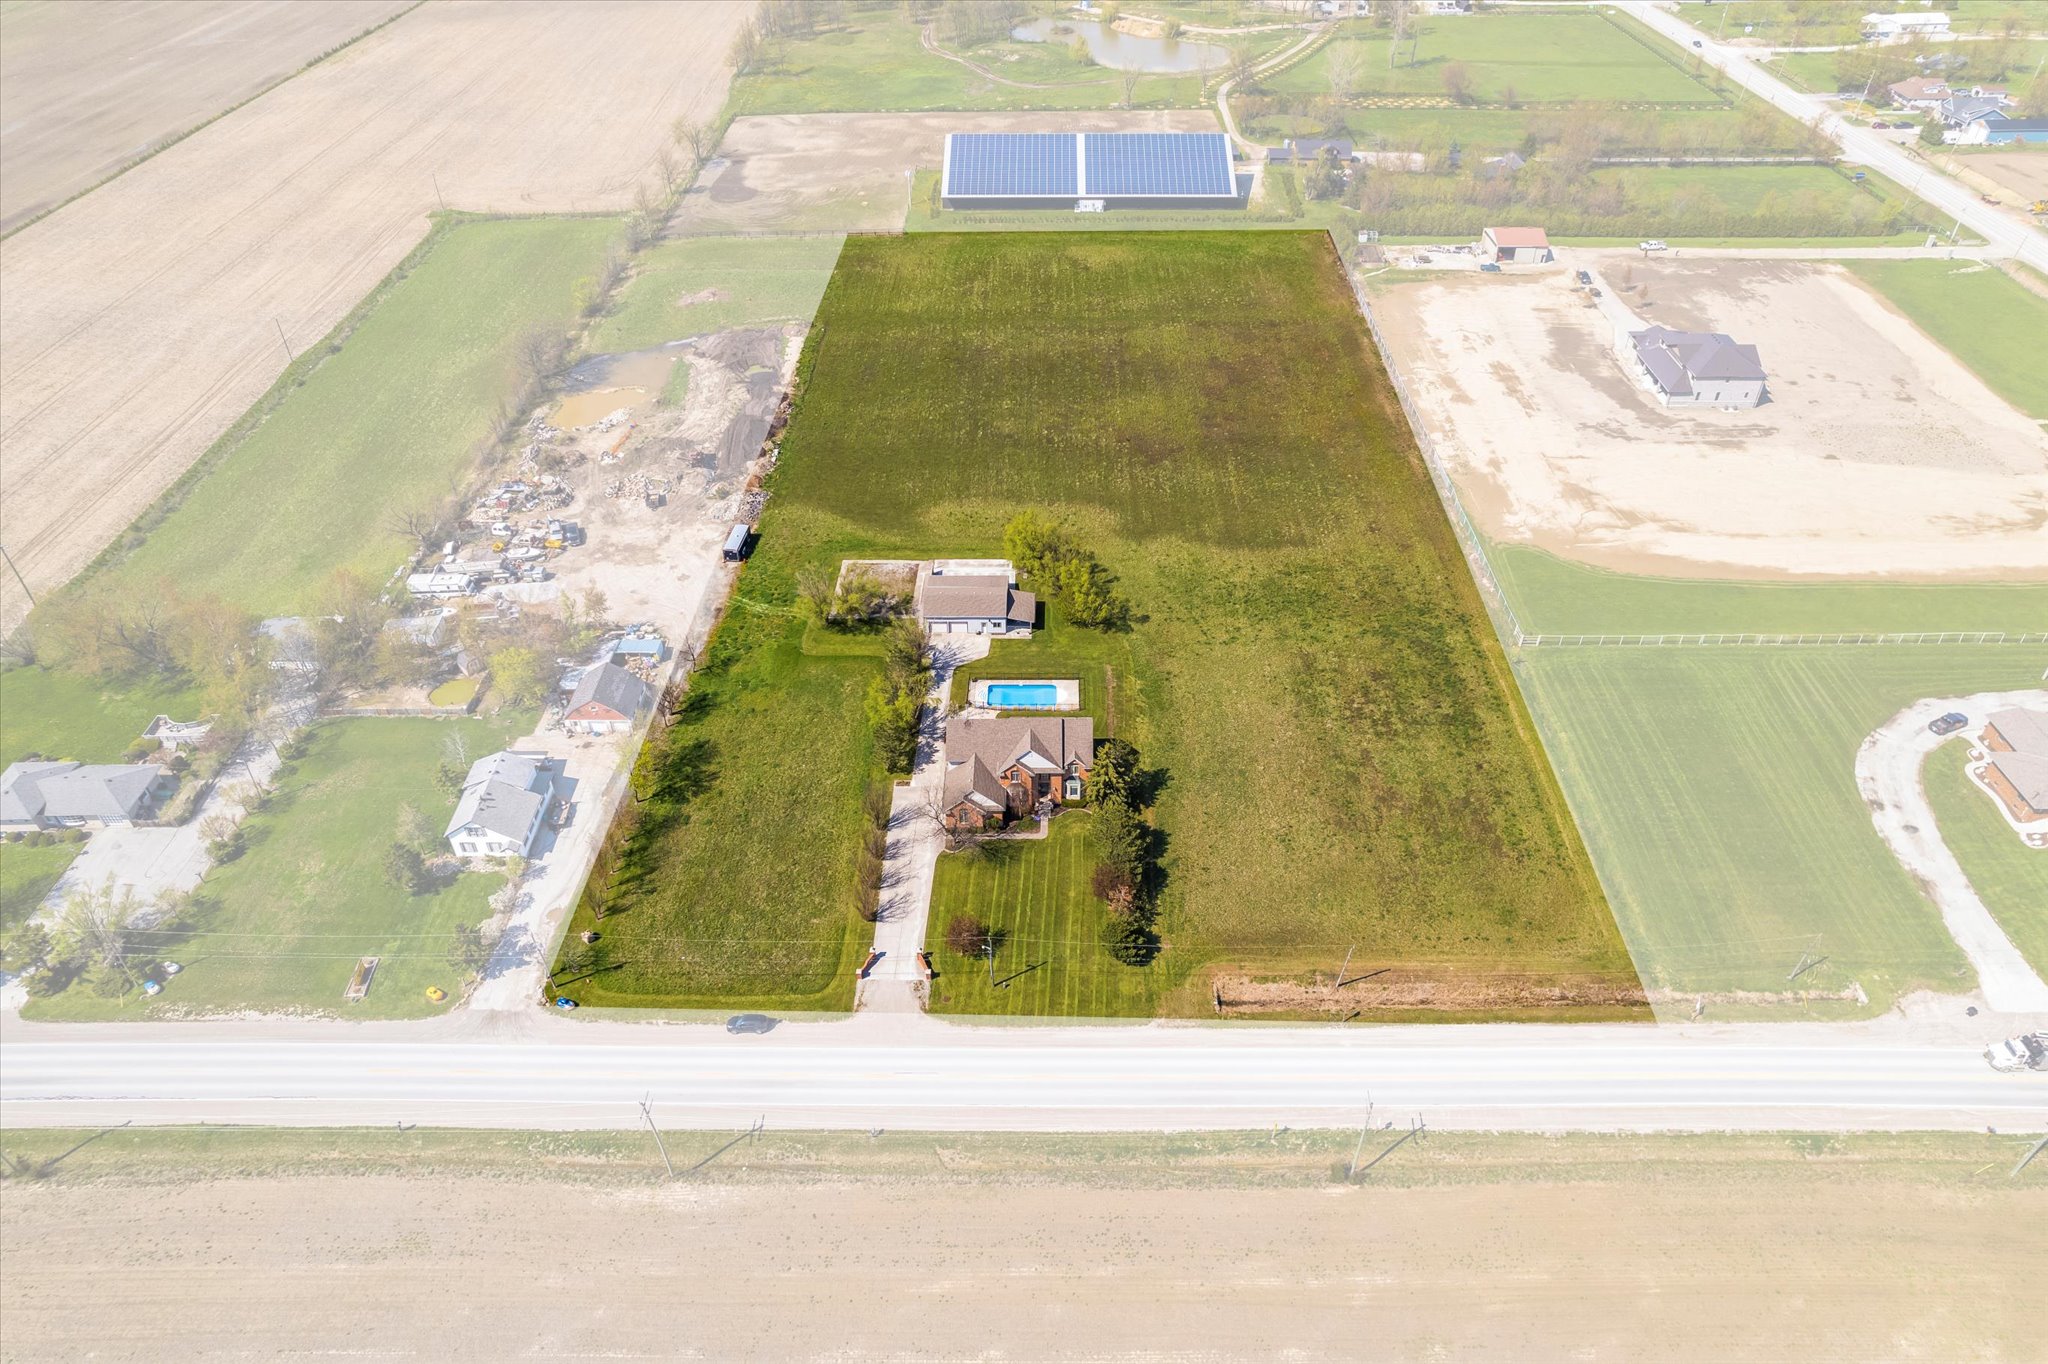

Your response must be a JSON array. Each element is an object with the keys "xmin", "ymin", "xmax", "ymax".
[
  {"xmin": 939, "ymin": 716, "xmax": 1094, "ymax": 833},
  {"xmin": 1980, "ymin": 707, "xmax": 2048, "ymax": 824}
]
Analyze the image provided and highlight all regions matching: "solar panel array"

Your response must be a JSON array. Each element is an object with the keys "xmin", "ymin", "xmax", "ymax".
[
  {"xmin": 1082, "ymin": 132, "xmax": 1234, "ymax": 198},
  {"xmin": 944, "ymin": 131, "xmax": 1235, "ymax": 200},
  {"xmin": 945, "ymin": 133, "xmax": 1078, "ymax": 198}
]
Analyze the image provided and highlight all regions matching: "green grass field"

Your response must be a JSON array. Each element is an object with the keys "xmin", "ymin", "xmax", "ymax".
[
  {"xmin": 96, "ymin": 216, "xmax": 618, "ymax": 617},
  {"xmin": 1845, "ymin": 261, "xmax": 2048, "ymax": 420},
  {"xmin": 572, "ymin": 232, "xmax": 1638, "ymax": 1017},
  {"xmin": 1490, "ymin": 544, "xmax": 2048, "ymax": 638},
  {"xmin": 1924, "ymin": 740, "xmax": 2048, "ymax": 977},
  {"xmin": 1264, "ymin": 11, "xmax": 1717, "ymax": 104},
  {"xmin": 728, "ymin": 15, "xmax": 1206, "ymax": 115},
  {"xmin": 928, "ymin": 815, "xmax": 1178, "ymax": 1016},
  {"xmin": 22, "ymin": 715, "xmax": 525, "ymax": 1021},
  {"xmin": 0, "ymin": 666, "xmax": 205, "ymax": 767},
  {"xmin": 0, "ymin": 839, "xmax": 82, "ymax": 940},
  {"xmin": 1517, "ymin": 646, "xmax": 2048, "ymax": 1011},
  {"xmin": 588, "ymin": 235, "xmax": 846, "ymax": 353}
]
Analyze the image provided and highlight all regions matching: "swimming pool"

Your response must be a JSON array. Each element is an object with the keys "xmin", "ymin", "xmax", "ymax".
[
  {"xmin": 968, "ymin": 678, "xmax": 1080, "ymax": 711},
  {"xmin": 986, "ymin": 683, "xmax": 1060, "ymax": 708}
]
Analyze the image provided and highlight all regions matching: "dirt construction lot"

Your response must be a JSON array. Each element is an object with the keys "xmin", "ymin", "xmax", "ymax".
[
  {"xmin": 675, "ymin": 108, "xmax": 1217, "ymax": 234},
  {"xmin": 0, "ymin": 0, "xmax": 409, "ymax": 232},
  {"xmin": 1374, "ymin": 260, "xmax": 2048, "ymax": 580},
  {"xmin": 0, "ymin": 0, "xmax": 750, "ymax": 631},
  {"xmin": 2, "ymin": 1129, "xmax": 2038, "ymax": 1362},
  {"xmin": 1949, "ymin": 150, "xmax": 2048, "ymax": 207}
]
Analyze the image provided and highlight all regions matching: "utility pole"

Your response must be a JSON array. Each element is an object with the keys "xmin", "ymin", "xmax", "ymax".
[
  {"xmin": 274, "ymin": 318, "xmax": 294, "ymax": 364},
  {"xmin": 0, "ymin": 542, "xmax": 35, "ymax": 608},
  {"xmin": 640, "ymin": 1095, "xmax": 675, "ymax": 1179},
  {"xmin": 2014, "ymin": 1131, "xmax": 2048, "ymax": 1178},
  {"xmin": 1357, "ymin": 1117, "xmax": 1426, "ymax": 1177},
  {"xmin": 1330, "ymin": 945, "xmax": 1354, "ymax": 994},
  {"xmin": 984, "ymin": 937, "xmax": 995, "ymax": 988},
  {"xmin": 432, "ymin": 171, "xmax": 446, "ymax": 212},
  {"xmin": 1347, "ymin": 1098, "xmax": 1376, "ymax": 1178}
]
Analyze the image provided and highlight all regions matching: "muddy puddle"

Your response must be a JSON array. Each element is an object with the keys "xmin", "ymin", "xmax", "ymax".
[{"xmin": 552, "ymin": 346, "xmax": 679, "ymax": 427}]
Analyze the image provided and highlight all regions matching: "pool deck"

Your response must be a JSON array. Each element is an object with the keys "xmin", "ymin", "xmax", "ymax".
[{"xmin": 967, "ymin": 677, "xmax": 1081, "ymax": 711}]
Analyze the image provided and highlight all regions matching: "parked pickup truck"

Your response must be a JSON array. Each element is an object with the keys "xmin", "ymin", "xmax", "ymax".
[{"xmin": 1985, "ymin": 1031, "xmax": 2048, "ymax": 1072}]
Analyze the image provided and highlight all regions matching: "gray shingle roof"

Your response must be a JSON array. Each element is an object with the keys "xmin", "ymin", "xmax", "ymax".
[
  {"xmin": 1632, "ymin": 326, "xmax": 1765, "ymax": 393},
  {"xmin": 2, "ymin": 762, "xmax": 166, "ymax": 822},
  {"xmin": 920, "ymin": 574, "xmax": 1010, "ymax": 620},
  {"xmin": 566, "ymin": 661, "xmax": 650, "ymax": 721},
  {"xmin": 445, "ymin": 751, "xmax": 551, "ymax": 843},
  {"xmin": 1988, "ymin": 751, "xmax": 2048, "ymax": 813},
  {"xmin": 1987, "ymin": 707, "xmax": 2048, "ymax": 757},
  {"xmin": 941, "ymin": 754, "xmax": 1009, "ymax": 814}
]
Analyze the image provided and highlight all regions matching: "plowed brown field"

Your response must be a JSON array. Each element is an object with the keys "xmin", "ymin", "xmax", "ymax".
[{"xmin": 0, "ymin": 0, "xmax": 750, "ymax": 629}]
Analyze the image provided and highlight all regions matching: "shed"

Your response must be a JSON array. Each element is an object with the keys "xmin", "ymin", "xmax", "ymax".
[{"xmin": 1482, "ymin": 226, "xmax": 1552, "ymax": 263}]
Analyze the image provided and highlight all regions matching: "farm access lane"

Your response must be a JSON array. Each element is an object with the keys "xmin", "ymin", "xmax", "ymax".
[
  {"xmin": 3, "ymin": 1003, "xmax": 2044, "ymax": 1134},
  {"xmin": 1620, "ymin": 1, "xmax": 2047, "ymax": 273}
]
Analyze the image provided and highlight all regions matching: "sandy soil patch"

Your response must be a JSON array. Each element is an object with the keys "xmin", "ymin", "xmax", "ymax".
[
  {"xmin": 1950, "ymin": 150, "xmax": 2048, "ymax": 205},
  {"xmin": 3, "ymin": 1155, "xmax": 2037, "ymax": 1361},
  {"xmin": 1372, "ymin": 259, "xmax": 2048, "ymax": 579},
  {"xmin": 0, "ymin": 0, "xmax": 410, "ymax": 232},
  {"xmin": 673, "ymin": 108, "xmax": 1217, "ymax": 234},
  {"xmin": 0, "ymin": 0, "xmax": 750, "ymax": 631}
]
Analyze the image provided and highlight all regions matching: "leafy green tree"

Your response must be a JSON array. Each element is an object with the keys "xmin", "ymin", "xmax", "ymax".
[
  {"xmin": 1003, "ymin": 510, "xmax": 1066, "ymax": 583},
  {"xmin": 488, "ymin": 646, "xmax": 546, "ymax": 705},
  {"xmin": 384, "ymin": 842, "xmax": 429, "ymax": 895},
  {"xmin": 1093, "ymin": 800, "xmax": 1146, "ymax": 888},
  {"xmin": 882, "ymin": 616, "xmax": 932, "ymax": 689},
  {"xmin": 449, "ymin": 922, "xmax": 491, "ymax": 978},
  {"xmin": 865, "ymin": 676, "xmax": 922, "ymax": 773},
  {"xmin": 1085, "ymin": 738, "xmax": 1137, "ymax": 809},
  {"xmin": 396, "ymin": 802, "xmax": 438, "ymax": 854},
  {"xmin": 1057, "ymin": 555, "xmax": 1126, "ymax": 629},
  {"xmin": 1919, "ymin": 119, "xmax": 1945, "ymax": 147}
]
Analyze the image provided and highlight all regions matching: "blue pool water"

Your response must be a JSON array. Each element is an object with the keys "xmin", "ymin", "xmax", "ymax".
[{"xmin": 987, "ymin": 683, "xmax": 1059, "ymax": 708}]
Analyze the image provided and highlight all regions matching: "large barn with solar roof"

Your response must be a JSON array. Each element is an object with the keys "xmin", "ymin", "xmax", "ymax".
[{"xmin": 940, "ymin": 131, "xmax": 1242, "ymax": 212}]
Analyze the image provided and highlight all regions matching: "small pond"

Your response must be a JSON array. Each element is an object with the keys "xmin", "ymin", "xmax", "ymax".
[{"xmin": 1008, "ymin": 17, "xmax": 1229, "ymax": 74}]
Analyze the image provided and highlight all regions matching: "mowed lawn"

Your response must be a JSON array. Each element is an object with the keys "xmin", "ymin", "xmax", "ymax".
[
  {"xmin": 1264, "ymin": 11, "xmax": 1714, "ymax": 104},
  {"xmin": 1490, "ymin": 544, "xmax": 2048, "ymax": 638},
  {"xmin": 1924, "ymin": 740, "xmax": 2048, "ymax": 979},
  {"xmin": 1517, "ymin": 646, "xmax": 2048, "ymax": 1012},
  {"xmin": 928, "ymin": 816, "xmax": 1176, "ymax": 1017},
  {"xmin": 588, "ymin": 235, "xmax": 846, "ymax": 353},
  {"xmin": 23, "ymin": 716, "xmax": 523, "ymax": 1021},
  {"xmin": 1846, "ymin": 261, "xmax": 2048, "ymax": 420},
  {"xmin": 0, "ymin": 666, "xmax": 204, "ymax": 766},
  {"xmin": 575, "ymin": 232, "xmax": 1637, "ymax": 1017},
  {"xmin": 1, "ymin": 839, "xmax": 82, "ymax": 938},
  {"xmin": 102, "ymin": 216, "xmax": 619, "ymax": 617}
]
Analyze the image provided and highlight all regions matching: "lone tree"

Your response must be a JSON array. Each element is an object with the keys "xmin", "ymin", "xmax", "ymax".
[
  {"xmin": 449, "ymin": 922, "xmax": 491, "ymax": 978},
  {"xmin": 944, "ymin": 913, "xmax": 997, "ymax": 958},
  {"xmin": 384, "ymin": 843, "xmax": 429, "ymax": 896}
]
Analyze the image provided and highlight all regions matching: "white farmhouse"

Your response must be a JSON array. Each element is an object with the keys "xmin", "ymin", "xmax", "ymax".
[
  {"xmin": 444, "ymin": 751, "xmax": 553, "ymax": 858},
  {"xmin": 1862, "ymin": 11, "xmax": 1950, "ymax": 41}
]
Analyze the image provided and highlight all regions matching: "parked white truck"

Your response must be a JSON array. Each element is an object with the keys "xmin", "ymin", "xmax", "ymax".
[{"xmin": 1985, "ymin": 1032, "xmax": 2048, "ymax": 1072}]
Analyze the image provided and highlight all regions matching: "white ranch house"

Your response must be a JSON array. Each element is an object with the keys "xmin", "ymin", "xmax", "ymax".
[{"xmin": 444, "ymin": 751, "xmax": 554, "ymax": 858}]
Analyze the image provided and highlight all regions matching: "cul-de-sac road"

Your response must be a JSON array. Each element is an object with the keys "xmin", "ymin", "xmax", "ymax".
[{"xmin": 3, "ymin": 1009, "xmax": 2042, "ymax": 1134}]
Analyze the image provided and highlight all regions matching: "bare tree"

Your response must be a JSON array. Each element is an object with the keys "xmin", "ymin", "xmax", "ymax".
[
  {"xmin": 388, "ymin": 505, "xmax": 450, "ymax": 554},
  {"xmin": 1440, "ymin": 61, "xmax": 1472, "ymax": 104},
  {"xmin": 672, "ymin": 117, "xmax": 715, "ymax": 164},
  {"xmin": 653, "ymin": 146, "xmax": 684, "ymax": 195},
  {"xmin": 514, "ymin": 326, "xmax": 568, "ymax": 388},
  {"xmin": 1385, "ymin": 0, "xmax": 1412, "ymax": 69},
  {"xmin": 1326, "ymin": 42, "xmax": 1363, "ymax": 101},
  {"xmin": 1121, "ymin": 68, "xmax": 1141, "ymax": 109}
]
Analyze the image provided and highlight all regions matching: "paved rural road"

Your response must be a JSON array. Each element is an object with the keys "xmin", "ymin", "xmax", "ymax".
[
  {"xmin": 1621, "ymin": 1, "xmax": 2047, "ymax": 273},
  {"xmin": 4, "ymin": 1011, "xmax": 2043, "ymax": 1133}
]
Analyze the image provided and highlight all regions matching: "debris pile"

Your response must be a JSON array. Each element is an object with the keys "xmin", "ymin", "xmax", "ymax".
[{"xmin": 603, "ymin": 472, "xmax": 674, "ymax": 502}]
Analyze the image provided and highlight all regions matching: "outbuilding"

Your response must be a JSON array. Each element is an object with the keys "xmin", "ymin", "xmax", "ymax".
[
  {"xmin": 562, "ymin": 661, "xmax": 651, "ymax": 735},
  {"xmin": 1482, "ymin": 226, "xmax": 1552, "ymax": 263}
]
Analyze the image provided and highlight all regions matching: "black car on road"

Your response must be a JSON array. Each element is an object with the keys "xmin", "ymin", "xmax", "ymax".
[{"xmin": 725, "ymin": 1013, "xmax": 777, "ymax": 1035}]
